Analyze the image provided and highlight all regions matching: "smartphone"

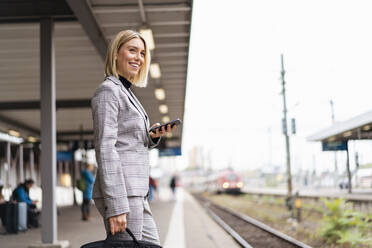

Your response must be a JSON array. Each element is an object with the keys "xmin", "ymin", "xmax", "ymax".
[{"xmin": 149, "ymin": 118, "xmax": 182, "ymax": 133}]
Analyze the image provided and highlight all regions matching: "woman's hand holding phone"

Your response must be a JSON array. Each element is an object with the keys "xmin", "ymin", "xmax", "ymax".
[{"xmin": 149, "ymin": 122, "xmax": 176, "ymax": 138}]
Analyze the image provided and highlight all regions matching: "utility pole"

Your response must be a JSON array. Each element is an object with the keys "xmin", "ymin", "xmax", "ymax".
[
  {"xmin": 281, "ymin": 54, "xmax": 293, "ymax": 197},
  {"xmin": 330, "ymin": 100, "xmax": 335, "ymax": 123}
]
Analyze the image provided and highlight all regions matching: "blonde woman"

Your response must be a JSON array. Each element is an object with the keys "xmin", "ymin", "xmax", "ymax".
[{"xmin": 92, "ymin": 30, "xmax": 176, "ymax": 244}]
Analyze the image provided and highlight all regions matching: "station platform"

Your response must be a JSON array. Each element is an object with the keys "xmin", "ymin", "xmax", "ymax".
[{"xmin": 0, "ymin": 188, "xmax": 239, "ymax": 248}]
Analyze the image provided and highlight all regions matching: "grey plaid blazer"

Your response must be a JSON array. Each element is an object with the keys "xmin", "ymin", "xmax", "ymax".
[{"xmin": 91, "ymin": 76, "xmax": 160, "ymax": 219}]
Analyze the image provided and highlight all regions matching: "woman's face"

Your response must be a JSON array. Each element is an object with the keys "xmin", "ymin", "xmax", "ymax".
[{"xmin": 116, "ymin": 38, "xmax": 146, "ymax": 80}]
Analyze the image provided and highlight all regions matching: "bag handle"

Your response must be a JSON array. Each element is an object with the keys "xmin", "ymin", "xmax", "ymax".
[
  {"xmin": 125, "ymin": 228, "xmax": 140, "ymax": 244},
  {"xmin": 106, "ymin": 227, "xmax": 140, "ymax": 245}
]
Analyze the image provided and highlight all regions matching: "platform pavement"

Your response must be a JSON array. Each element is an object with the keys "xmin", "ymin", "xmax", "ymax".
[{"xmin": 1, "ymin": 187, "xmax": 240, "ymax": 248}]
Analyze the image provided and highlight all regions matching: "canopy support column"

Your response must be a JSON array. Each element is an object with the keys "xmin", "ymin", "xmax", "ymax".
[
  {"xmin": 30, "ymin": 16, "xmax": 70, "ymax": 248},
  {"xmin": 40, "ymin": 16, "xmax": 57, "ymax": 244},
  {"xmin": 346, "ymin": 142, "xmax": 352, "ymax": 193}
]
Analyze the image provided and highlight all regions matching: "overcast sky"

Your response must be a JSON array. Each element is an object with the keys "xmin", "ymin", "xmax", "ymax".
[{"xmin": 181, "ymin": 0, "xmax": 372, "ymax": 173}]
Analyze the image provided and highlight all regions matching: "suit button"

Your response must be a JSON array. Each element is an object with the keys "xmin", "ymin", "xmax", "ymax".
[{"xmin": 104, "ymin": 206, "xmax": 108, "ymax": 211}]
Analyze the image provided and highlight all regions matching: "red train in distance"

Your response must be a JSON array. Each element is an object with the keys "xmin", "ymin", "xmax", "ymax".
[{"xmin": 208, "ymin": 170, "xmax": 243, "ymax": 194}]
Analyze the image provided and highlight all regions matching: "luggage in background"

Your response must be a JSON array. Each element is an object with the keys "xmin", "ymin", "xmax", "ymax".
[
  {"xmin": 4, "ymin": 202, "xmax": 28, "ymax": 233},
  {"xmin": 4, "ymin": 202, "xmax": 18, "ymax": 234},
  {"xmin": 17, "ymin": 202, "xmax": 27, "ymax": 232}
]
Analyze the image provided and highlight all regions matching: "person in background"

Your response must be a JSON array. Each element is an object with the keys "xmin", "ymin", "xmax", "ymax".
[
  {"xmin": 12, "ymin": 179, "xmax": 39, "ymax": 228},
  {"xmin": 0, "ymin": 180, "xmax": 6, "ymax": 231},
  {"xmin": 81, "ymin": 164, "xmax": 95, "ymax": 221},
  {"xmin": 0, "ymin": 180, "xmax": 5, "ymax": 204},
  {"xmin": 148, "ymin": 177, "xmax": 158, "ymax": 202},
  {"xmin": 169, "ymin": 175, "xmax": 178, "ymax": 198}
]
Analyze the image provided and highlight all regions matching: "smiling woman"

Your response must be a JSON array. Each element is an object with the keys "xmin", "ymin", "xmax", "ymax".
[
  {"xmin": 104, "ymin": 30, "xmax": 151, "ymax": 88},
  {"xmin": 116, "ymin": 39, "xmax": 146, "ymax": 80},
  {"xmin": 91, "ymin": 30, "xmax": 177, "ymax": 246}
]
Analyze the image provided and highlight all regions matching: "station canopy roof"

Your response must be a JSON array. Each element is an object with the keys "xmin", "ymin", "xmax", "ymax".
[
  {"xmin": 0, "ymin": 0, "xmax": 192, "ymax": 148},
  {"xmin": 307, "ymin": 109, "xmax": 372, "ymax": 142}
]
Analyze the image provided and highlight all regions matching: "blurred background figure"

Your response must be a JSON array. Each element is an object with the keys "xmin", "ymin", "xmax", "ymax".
[
  {"xmin": 169, "ymin": 174, "xmax": 178, "ymax": 199},
  {"xmin": 0, "ymin": 180, "xmax": 4, "ymax": 204},
  {"xmin": 12, "ymin": 179, "xmax": 39, "ymax": 228},
  {"xmin": 81, "ymin": 164, "xmax": 95, "ymax": 221},
  {"xmin": 0, "ymin": 180, "xmax": 5, "ymax": 232},
  {"xmin": 148, "ymin": 176, "xmax": 158, "ymax": 202}
]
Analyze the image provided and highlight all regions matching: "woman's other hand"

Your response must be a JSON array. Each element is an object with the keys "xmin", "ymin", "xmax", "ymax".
[
  {"xmin": 109, "ymin": 213, "xmax": 127, "ymax": 235},
  {"xmin": 149, "ymin": 123, "xmax": 177, "ymax": 138}
]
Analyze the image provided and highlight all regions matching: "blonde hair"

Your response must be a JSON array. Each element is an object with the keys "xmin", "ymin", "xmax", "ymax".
[{"xmin": 104, "ymin": 30, "xmax": 150, "ymax": 87}]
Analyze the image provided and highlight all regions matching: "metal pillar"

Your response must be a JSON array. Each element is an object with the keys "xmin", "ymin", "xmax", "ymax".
[
  {"xmin": 19, "ymin": 144, "xmax": 24, "ymax": 182},
  {"xmin": 71, "ymin": 149, "xmax": 77, "ymax": 206},
  {"xmin": 58, "ymin": 161, "xmax": 63, "ymax": 185},
  {"xmin": 330, "ymin": 100, "xmax": 338, "ymax": 187},
  {"xmin": 346, "ymin": 142, "xmax": 352, "ymax": 193},
  {"xmin": 40, "ymin": 17, "xmax": 57, "ymax": 244},
  {"xmin": 29, "ymin": 146, "xmax": 35, "ymax": 181},
  {"xmin": 38, "ymin": 147, "xmax": 42, "ymax": 186},
  {"xmin": 6, "ymin": 142, "xmax": 10, "ymax": 188}
]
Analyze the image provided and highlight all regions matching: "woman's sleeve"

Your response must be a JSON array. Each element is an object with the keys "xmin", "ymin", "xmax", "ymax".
[
  {"xmin": 92, "ymin": 85, "xmax": 130, "ymax": 219},
  {"xmin": 148, "ymin": 136, "xmax": 161, "ymax": 149}
]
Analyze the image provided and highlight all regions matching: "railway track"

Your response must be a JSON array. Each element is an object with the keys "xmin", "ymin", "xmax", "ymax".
[{"xmin": 194, "ymin": 194, "xmax": 312, "ymax": 248}]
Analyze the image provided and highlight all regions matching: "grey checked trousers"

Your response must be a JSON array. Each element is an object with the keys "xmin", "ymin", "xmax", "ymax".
[{"xmin": 104, "ymin": 196, "xmax": 161, "ymax": 245}]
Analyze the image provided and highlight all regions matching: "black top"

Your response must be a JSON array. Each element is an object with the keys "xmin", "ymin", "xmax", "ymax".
[
  {"xmin": 119, "ymin": 75, "xmax": 132, "ymax": 89},
  {"xmin": 118, "ymin": 74, "xmax": 150, "ymax": 123}
]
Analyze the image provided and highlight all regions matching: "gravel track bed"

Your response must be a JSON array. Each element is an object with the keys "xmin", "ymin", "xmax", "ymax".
[{"xmin": 194, "ymin": 194, "xmax": 302, "ymax": 248}]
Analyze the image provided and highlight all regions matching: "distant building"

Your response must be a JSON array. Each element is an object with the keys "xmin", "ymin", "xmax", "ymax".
[{"xmin": 188, "ymin": 146, "xmax": 204, "ymax": 169}]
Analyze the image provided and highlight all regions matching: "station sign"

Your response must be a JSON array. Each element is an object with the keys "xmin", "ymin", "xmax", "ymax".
[
  {"xmin": 322, "ymin": 141, "xmax": 348, "ymax": 151},
  {"xmin": 159, "ymin": 147, "xmax": 182, "ymax": 157},
  {"xmin": 0, "ymin": 132, "xmax": 23, "ymax": 144},
  {"xmin": 57, "ymin": 151, "xmax": 73, "ymax": 161}
]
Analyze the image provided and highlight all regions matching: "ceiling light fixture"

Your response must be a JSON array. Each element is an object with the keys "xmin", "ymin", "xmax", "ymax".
[
  {"xmin": 150, "ymin": 63, "xmax": 162, "ymax": 79},
  {"xmin": 162, "ymin": 116, "xmax": 170, "ymax": 123},
  {"xmin": 362, "ymin": 125, "xmax": 370, "ymax": 131},
  {"xmin": 8, "ymin": 129, "xmax": 20, "ymax": 137},
  {"xmin": 27, "ymin": 136, "xmax": 37, "ymax": 143},
  {"xmin": 155, "ymin": 88, "xmax": 165, "ymax": 100},
  {"xmin": 328, "ymin": 136, "xmax": 336, "ymax": 142},
  {"xmin": 343, "ymin": 131, "xmax": 352, "ymax": 137},
  {"xmin": 139, "ymin": 28, "xmax": 155, "ymax": 50},
  {"xmin": 159, "ymin": 104, "xmax": 168, "ymax": 114}
]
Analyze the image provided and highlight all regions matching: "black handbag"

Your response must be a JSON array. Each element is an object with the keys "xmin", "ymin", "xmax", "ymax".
[{"xmin": 80, "ymin": 228, "xmax": 162, "ymax": 248}]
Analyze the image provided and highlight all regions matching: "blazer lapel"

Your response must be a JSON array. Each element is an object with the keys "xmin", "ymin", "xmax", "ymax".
[
  {"xmin": 107, "ymin": 76, "xmax": 149, "ymax": 128},
  {"xmin": 129, "ymin": 90, "xmax": 150, "ymax": 126}
]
